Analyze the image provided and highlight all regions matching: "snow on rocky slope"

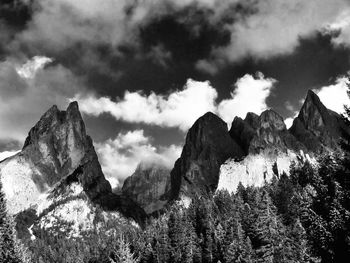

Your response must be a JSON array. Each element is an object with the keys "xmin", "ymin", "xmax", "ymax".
[{"xmin": 0, "ymin": 155, "xmax": 44, "ymax": 214}]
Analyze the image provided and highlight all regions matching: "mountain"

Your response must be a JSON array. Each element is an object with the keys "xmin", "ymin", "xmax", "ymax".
[
  {"xmin": 2, "ymin": 89, "xmax": 349, "ymax": 236},
  {"xmin": 0, "ymin": 102, "xmax": 146, "ymax": 238},
  {"xmin": 122, "ymin": 162, "xmax": 171, "ymax": 214},
  {"xmin": 169, "ymin": 112, "xmax": 244, "ymax": 201},
  {"xmin": 218, "ymin": 90, "xmax": 349, "ymax": 193},
  {"xmin": 290, "ymin": 90, "xmax": 350, "ymax": 153},
  {"xmin": 119, "ymin": 90, "xmax": 349, "ymax": 213},
  {"xmin": 230, "ymin": 109, "xmax": 305, "ymax": 155}
]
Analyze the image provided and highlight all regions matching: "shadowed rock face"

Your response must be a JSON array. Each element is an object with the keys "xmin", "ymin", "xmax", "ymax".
[
  {"xmin": 230, "ymin": 109, "xmax": 304, "ymax": 155},
  {"xmin": 0, "ymin": 102, "xmax": 146, "ymax": 223},
  {"xmin": 169, "ymin": 112, "xmax": 244, "ymax": 200},
  {"xmin": 19, "ymin": 101, "xmax": 111, "ymax": 199},
  {"xmin": 289, "ymin": 90, "xmax": 350, "ymax": 153},
  {"xmin": 122, "ymin": 163, "xmax": 170, "ymax": 214}
]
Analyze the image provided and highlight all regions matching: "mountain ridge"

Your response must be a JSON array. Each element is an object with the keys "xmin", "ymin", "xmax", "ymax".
[{"xmin": 124, "ymin": 89, "xmax": 350, "ymax": 213}]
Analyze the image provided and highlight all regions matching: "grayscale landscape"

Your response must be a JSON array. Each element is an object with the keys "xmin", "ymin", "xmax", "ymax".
[{"xmin": 1, "ymin": 1, "xmax": 350, "ymax": 263}]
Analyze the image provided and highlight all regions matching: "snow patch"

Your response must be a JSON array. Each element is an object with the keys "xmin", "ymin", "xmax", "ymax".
[
  {"xmin": 0, "ymin": 157, "xmax": 43, "ymax": 214},
  {"xmin": 28, "ymin": 225, "xmax": 36, "ymax": 241},
  {"xmin": 178, "ymin": 195, "xmax": 191, "ymax": 208},
  {"xmin": 39, "ymin": 199, "xmax": 95, "ymax": 238},
  {"xmin": 37, "ymin": 183, "xmax": 84, "ymax": 215}
]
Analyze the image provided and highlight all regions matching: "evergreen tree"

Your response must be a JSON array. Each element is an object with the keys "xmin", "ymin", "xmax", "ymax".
[
  {"xmin": 254, "ymin": 191, "xmax": 279, "ymax": 263},
  {"xmin": 110, "ymin": 235, "xmax": 139, "ymax": 263},
  {"xmin": 0, "ymin": 180, "xmax": 22, "ymax": 263}
]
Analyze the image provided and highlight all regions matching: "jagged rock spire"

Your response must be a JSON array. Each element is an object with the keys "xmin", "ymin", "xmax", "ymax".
[
  {"xmin": 169, "ymin": 112, "xmax": 244, "ymax": 200},
  {"xmin": 230, "ymin": 109, "xmax": 304, "ymax": 155},
  {"xmin": 290, "ymin": 89, "xmax": 349, "ymax": 152}
]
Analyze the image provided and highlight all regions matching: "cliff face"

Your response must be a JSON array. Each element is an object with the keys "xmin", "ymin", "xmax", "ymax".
[
  {"xmin": 122, "ymin": 163, "xmax": 170, "ymax": 214},
  {"xmin": 218, "ymin": 90, "xmax": 349, "ymax": 194},
  {"xmin": 169, "ymin": 112, "xmax": 244, "ymax": 200},
  {"xmin": 19, "ymin": 101, "xmax": 111, "ymax": 200},
  {"xmin": 290, "ymin": 90, "xmax": 350, "ymax": 153},
  {"xmin": 0, "ymin": 102, "xmax": 146, "ymax": 223},
  {"xmin": 230, "ymin": 109, "xmax": 304, "ymax": 155}
]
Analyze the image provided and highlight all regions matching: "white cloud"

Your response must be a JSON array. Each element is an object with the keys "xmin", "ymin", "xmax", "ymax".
[
  {"xmin": 197, "ymin": 0, "xmax": 350, "ymax": 72},
  {"xmin": 217, "ymin": 72, "xmax": 276, "ymax": 124},
  {"xmin": 326, "ymin": 9, "xmax": 350, "ymax": 46},
  {"xmin": 95, "ymin": 130, "xmax": 181, "ymax": 187},
  {"xmin": 16, "ymin": 56, "xmax": 53, "ymax": 79},
  {"xmin": 0, "ymin": 150, "xmax": 20, "ymax": 162},
  {"xmin": 284, "ymin": 117, "xmax": 295, "ymax": 129},
  {"xmin": 76, "ymin": 79, "xmax": 218, "ymax": 131},
  {"xmin": 77, "ymin": 73, "xmax": 276, "ymax": 130},
  {"xmin": 314, "ymin": 76, "xmax": 350, "ymax": 114},
  {"xmin": 76, "ymin": 73, "xmax": 276, "ymax": 130}
]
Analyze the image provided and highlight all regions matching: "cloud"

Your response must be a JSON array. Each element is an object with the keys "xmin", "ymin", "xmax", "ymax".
[
  {"xmin": 16, "ymin": 56, "xmax": 53, "ymax": 79},
  {"xmin": 95, "ymin": 130, "xmax": 181, "ymax": 187},
  {"xmin": 75, "ymin": 78, "xmax": 218, "ymax": 131},
  {"xmin": 0, "ymin": 56, "xmax": 85, "ymax": 143},
  {"xmin": 314, "ymin": 75, "xmax": 350, "ymax": 114},
  {"xmin": 76, "ymin": 72, "xmax": 276, "ymax": 129},
  {"xmin": 197, "ymin": 0, "xmax": 350, "ymax": 72},
  {"xmin": 325, "ymin": 9, "xmax": 350, "ymax": 46},
  {"xmin": 217, "ymin": 72, "xmax": 276, "ymax": 124}
]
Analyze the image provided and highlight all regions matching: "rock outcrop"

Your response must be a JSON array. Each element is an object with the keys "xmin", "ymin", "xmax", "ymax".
[
  {"xmin": 122, "ymin": 162, "xmax": 171, "ymax": 214},
  {"xmin": 218, "ymin": 90, "xmax": 349, "ymax": 194},
  {"xmin": 230, "ymin": 109, "xmax": 304, "ymax": 155},
  {"xmin": 0, "ymin": 102, "xmax": 146, "ymax": 224},
  {"xmin": 169, "ymin": 112, "xmax": 244, "ymax": 200},
  {"xmin": 290, "ymin": 90, "xmax": 350, "ymax": 153}
]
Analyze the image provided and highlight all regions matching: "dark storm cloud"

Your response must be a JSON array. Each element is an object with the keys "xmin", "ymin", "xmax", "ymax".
[{"xmin": 0, "ymin": 0, "xmax": 32, "ymax": 29}]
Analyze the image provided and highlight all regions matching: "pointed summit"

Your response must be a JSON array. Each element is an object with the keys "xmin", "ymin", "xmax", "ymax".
[
  {"xmin": 169, "ymin": 112, "xmax": 244, "ymax": 200},
  {"xmin": 1, "ymin": 102, "xmax": 113, "ymax": 213},
  {"xmin": 290, "ymin": 89, "xmax": 349, "ymax": 152}
]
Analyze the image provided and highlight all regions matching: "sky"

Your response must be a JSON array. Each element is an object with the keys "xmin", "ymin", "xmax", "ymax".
[{"xmin": 1, "ymin": 0, "xmax": 350, "ymax": 187}]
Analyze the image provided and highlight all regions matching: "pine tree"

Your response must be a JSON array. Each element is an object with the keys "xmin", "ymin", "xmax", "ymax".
[
  {"xmin": 254, "ymin": 191, "xmax": 278, "ymax": 263},
  {"xmin": 168, "ymin": 210, "xmax": 183, "ymax": 263},
  {"xmin": 154, "ymin": 220, "xmax": 169, "ymax": 263},
  {"xmin": 0, "ymin": 180, "xmax": 22, "ymax": 263},
  {"xmin": 110, "ymin": 235, "xmax": 139, "ymax": 263}
]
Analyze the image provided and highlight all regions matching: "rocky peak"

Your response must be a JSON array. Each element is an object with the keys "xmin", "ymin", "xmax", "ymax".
[
  {"xmin": 290, "ymin": 90, "xmax": 349, "ymax": 152},
  {"xmin": 169, "ymin": 112, "xmax": 244, "ymax": 200},
  {"xmin": 298, "ymin": 90, "xmax": 330, "ymax": 131},
  {"xmin": 21, "ymin": 101, "xmax": 89, "ymax": 188},
  {"xmin": 245, "ymin": 112, "xmax": 260, "ymax": 129},
  {"xmin": 230, "ymin": 110, "xmax": 303, "ymax": 155},
  {"xmin": 122, "ymin": 162, "xmax": 171, "ymax": 214},
  {"xmin": 259, "ymin": 109, "xmax": 286, "ymax": 131}
]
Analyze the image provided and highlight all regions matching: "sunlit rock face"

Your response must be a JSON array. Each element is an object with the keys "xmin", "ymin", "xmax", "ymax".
[
  {"xmin": 169, "ymin": 112, "xmax": 245, "ymax": 200},
  {"xmin": 217, "ymin": 151, "xmax": 313, "ymax": 193},
  {"xmin": 0, "ymin": 102, "xmax": 111, "ymax": 214},
  {"xmin": 122, "ymin": 162, "xmax": 171, "ymax": 214},
  {"xmin": 290, "ymin": 90, "xmax": 350, "ymax": 153}
]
